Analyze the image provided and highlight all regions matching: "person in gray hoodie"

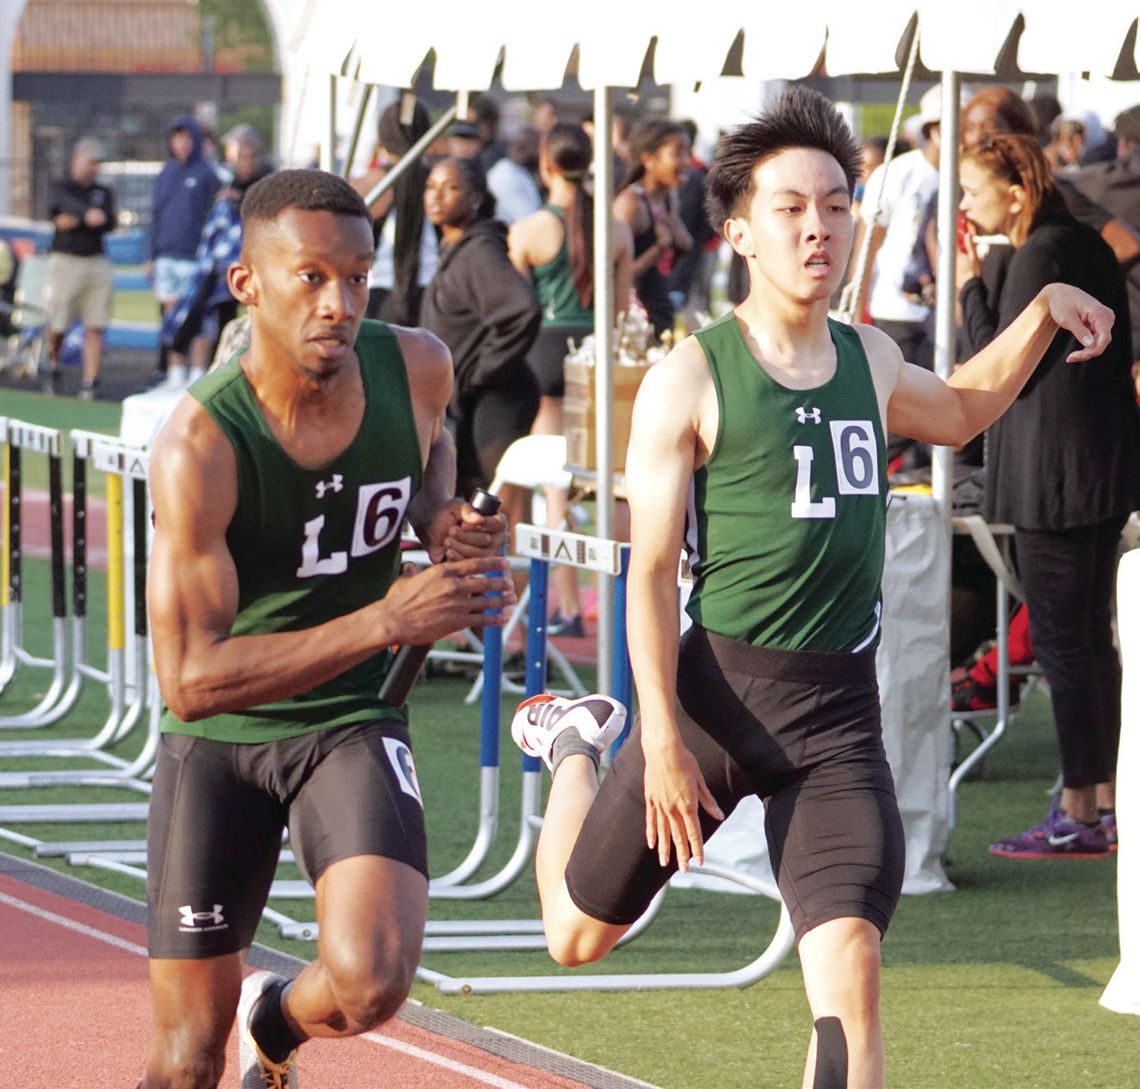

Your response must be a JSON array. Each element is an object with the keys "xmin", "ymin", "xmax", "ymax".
[{"xmin": 148, "ymin": 114, "xmax": 222, "ymax": 385}]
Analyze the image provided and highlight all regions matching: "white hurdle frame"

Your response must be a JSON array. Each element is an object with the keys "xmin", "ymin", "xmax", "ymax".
[
  {"xmin": 0, "ymin": 417, "xmax": 69, "ymax": 722},
  {"xmin": 0, "ymin": 431, "xmax": 152, "ymax": 776}
]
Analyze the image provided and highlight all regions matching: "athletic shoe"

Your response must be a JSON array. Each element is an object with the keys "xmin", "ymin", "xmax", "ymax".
[
  {"xmin": 988, "ymin": 799, "xmax": 1110, "ymax": 860},
  {"xmin": 547, "ymin": 612, "xmax": 586, "ymax": 638},
  {"xmin": 41, "ymin": 367, "xmax": 62, "ymax": 395},
  {"xmin": 77, "ymin": 379, "xmax": 99, "ymax": 402},
  {"xmin": 511, "ymin": 692, "xmax": 626, "ymax": 770},
  {"xmin": 1102, "ymin": 811, "xmax": 1118, "ymax": 852},
  {"xmin": 238, "ymin": 970, "xmax": 299, "ymax": 1088}
]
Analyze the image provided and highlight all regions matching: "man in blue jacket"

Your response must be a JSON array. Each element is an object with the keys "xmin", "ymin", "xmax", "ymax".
[{"xmin": 149, "ymin": 115, "xmax": 221, "ymax": 387}]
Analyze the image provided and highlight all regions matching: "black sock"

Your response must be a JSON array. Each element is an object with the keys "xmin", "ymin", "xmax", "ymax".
[
  {"xmin": 250, "ymin": 979, "xmax": 305, "ymax": 1063},
  {"xmin": 1098, "ymin": 807, "xmax": 1115, "ymax": 817},
  {"xmin": 550, "ymin": 730, "xmax": 600, "ymax": 776}
]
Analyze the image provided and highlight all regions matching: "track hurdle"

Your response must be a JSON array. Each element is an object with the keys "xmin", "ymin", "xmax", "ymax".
[
  {"xmin": 0, "ymin": 416, "xmax": 68, "ymax": 722},
  {"xmin": 0, "ymin": 430, "xmax": 155, "ymax": 792}
]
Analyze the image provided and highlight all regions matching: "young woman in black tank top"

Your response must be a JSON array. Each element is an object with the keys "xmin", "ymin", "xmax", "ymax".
[{"xmin": 614, "ymin": 118, "xmax": 694, "ymax": 337}]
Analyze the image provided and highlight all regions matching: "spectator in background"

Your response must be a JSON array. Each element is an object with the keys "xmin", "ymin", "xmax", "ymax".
[
  {"xmin": 1027, "ymin": 92, "xmax": 1063, "ymax": 146},
  {"xmin": 958, "ymin": 132, "xmax": 1140, "ymax": 859},
  {"xmin": 486, "ymin": 127, "xmax": 543, "ymax": 225},
  {"xmin": 420, "ymin": 157, "xmax": 541, "ymax": 504},
  {"xmin": 851, "ymin": 134, "xmax": 891, "ymax": 220},
  {"xmin": 1071, "ymin": 104, "xmax": 1140, "ymax": 372},
  {"xmin": 531, "ymin": 96, "xmax": 561, "ymax": 136},
  {"xmin": 850, "ymin": 86, "xmax": 941, "ymax": 372},
  {"xmin": 584, "ymin": 104, "xmax": 637, "ymax": 189},
  {"xmin": 351, "ymin": 95, "xmax": 438, "ymax": 327},
  {"xmin": 667, "ymin": 119, "xmax": 717, "ymax": 321},
  {"xmin": 508, "ymin": 122, "xmax": 634, "ymax": 634},
  {"xmin": 615, "ymin": 117, "xmax": 693, "ymax": 338},
  {"xmin": 1046, "ymin": 114, "xmax": 1090, "ymax": 170},
  {"xmin": 469, "ymin": 93, "xmax": 508, "ymax": 174},
  {"xmin": 960, "ymin": 87, "xmax": 1038, "ymax": 151},
  {"xmin": 447, "ymin": 120, "xmax": 483, "ymax": 161},
  {"xmin": 161, "ymin": 125, "xmax": 272, "ymax": 381},
  {"xmin": 42, "ymin": 136, "xmax": 116, "ymax": 399},
  {"xmin": 148, "ymin": 115, "xmax": 222, "ymax": 388}
]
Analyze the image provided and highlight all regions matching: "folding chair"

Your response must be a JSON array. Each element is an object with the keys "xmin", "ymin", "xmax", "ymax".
[{"xmin": 948, "ymin": 516, "xmax": 1042, "ymax": 822}]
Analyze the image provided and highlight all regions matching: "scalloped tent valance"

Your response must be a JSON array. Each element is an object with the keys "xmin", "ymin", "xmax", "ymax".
[{"xmin": 289, "ymin": 2, "xmax": 1139, "ymax": 90}]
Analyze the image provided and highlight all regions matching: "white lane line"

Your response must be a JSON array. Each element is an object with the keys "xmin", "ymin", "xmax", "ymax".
[
  {"xmin": 0, "ymin": 890, "xmax": 149, "ymax": 957},
  {"xmin": 1, "ymin": 888, "xmax": 547, "ymax": 1089},
  {"xmin": 362, "ymin": 1031, "xmax": 535, "ymax": 1089}
]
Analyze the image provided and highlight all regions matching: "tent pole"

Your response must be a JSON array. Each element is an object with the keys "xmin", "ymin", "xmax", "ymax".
[
  {"xmin": 592, "ymin": 83, "xmax": 615, "ymax": 696},
  {"xmin": 362, "ymin": 106, "xmax": 457, "ymax": 206},
  {"xmin": 322, "ymin": 73, "xmax": 337, "ymax": 172},
  {"xmin": 342, "ymin": 82, "xmax": 374, "ymax": 179},
  {"xmin": 931, "ymin": 70, "xmax": 961, "ymax": 518}
]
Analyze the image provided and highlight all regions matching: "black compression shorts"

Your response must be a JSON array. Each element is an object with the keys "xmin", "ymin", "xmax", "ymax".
[
  {"xmin": 146, "ymin": 719, "xmax": 427, "ymax": 958},
  {"xmin": 564, "ymin": 626, "xmax": 906, "ymax": 941},
  {"xmin": 527, "ymin": 324, "xmax": 592, "ymax": 398}
]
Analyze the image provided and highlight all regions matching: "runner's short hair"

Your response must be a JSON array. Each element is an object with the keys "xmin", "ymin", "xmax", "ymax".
[
  {"xmin": 706, "ymin": 87, "xmax": 861, "ymax": 229},
  {"xmin": 241, "ymin": 168, "xmax": 370, "ymax": 227}
]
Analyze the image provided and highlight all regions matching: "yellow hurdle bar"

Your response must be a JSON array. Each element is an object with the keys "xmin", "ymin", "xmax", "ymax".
[{"xmin": 105, "ymin": 473, "xmax": 125, "ymax": 653}]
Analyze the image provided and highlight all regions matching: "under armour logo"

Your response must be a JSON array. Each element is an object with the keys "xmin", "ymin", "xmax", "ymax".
[
  {"xmin": 315, "ymin": 474, "xmax": 344, "ymax": 498},
  {"xmin": 795, "ymin": 407, "xmax": 822, "ymax": 424},
  {"xmin": 179, "ymin": 904, "xmax": 225, "ymax": 929}
]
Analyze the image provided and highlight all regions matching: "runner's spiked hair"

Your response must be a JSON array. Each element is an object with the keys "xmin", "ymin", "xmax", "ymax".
[
  {"xmin": 241, "ymin": 168, "xmax": 371, "ymax": 228},
  {"xmin": 705, "ymin": 87, "xmax": 862, "ymax": 229}
]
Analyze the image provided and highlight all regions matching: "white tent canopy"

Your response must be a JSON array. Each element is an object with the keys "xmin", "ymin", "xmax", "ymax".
[{"xmin": 290, "ymin": 2, "xmax": 1139, "ymax": 89}]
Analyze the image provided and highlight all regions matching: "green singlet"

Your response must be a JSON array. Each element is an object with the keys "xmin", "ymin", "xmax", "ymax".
[
  {"xmin": 161, "ymin": 320, "xmax": 423, "ymax": 743},
  {"xmin": 685, "ymin": 312, "xmax": 887, "ymax": 653},
  {"xmin": 531, "ymin": 205, "xmax": 592, "ymax": 326}
]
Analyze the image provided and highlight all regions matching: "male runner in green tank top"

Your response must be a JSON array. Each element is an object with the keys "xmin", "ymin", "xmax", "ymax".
[
  {"xmin": 140, "ymin": 170, "xmax": 515, "ymax": 1089},
  {"xmin": 510, "ymin": 89, "xmax": 1114, "ymax": 1089}
]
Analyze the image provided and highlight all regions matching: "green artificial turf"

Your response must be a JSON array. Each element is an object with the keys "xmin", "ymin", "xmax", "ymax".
[
  {"xmin": 3, "ymin": 547, "xmax": 1138, "ymax": 1087},
  {"xmin": 112, "ymin": 286, "xmax": 160, "ymax": 327}
]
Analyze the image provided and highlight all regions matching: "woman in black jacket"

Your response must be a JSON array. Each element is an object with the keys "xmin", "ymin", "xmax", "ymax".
[
  {"xmin": 958, "ymin": 132, "xmax": 1140, "ymax": 859},
  {"xmin": 420, "ymin": 157, "xmax": 541, "ymax": 498}
]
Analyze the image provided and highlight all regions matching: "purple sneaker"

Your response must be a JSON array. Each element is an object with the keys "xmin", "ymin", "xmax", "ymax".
[
  {"xmin": 1102, "ymin": 810, "xmax": 1118, "ymax": 852},
  {"xmin": 989, "ymin": 799, "xmax": 1110, "ymax": 860}
]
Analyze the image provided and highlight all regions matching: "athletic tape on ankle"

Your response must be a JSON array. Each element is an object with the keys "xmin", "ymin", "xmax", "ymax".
[
  {"xmin": 812, "ymin": 1017, "xmax": 848, "ymax": 1089},
  {"xmin": 550, "ymin": 731, "xmax": 601, "ymax": 775}
]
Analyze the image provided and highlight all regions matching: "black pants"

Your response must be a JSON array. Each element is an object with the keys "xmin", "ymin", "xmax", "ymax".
[{"xmin": 1015, "ymin": 519, "xmax": 1125, "ymax": 789}]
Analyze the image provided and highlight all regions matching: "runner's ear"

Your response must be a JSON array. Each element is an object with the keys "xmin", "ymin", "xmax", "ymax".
[
  {"xmin": 724, "ymin": 214, "xmax": 754, "ymax": 259},
  {"xmin": 228, "ymin": 260, "xmax": 256, "ymax": 306}
]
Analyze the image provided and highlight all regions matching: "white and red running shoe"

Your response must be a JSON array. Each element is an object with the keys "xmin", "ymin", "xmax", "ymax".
[{"xmin": 511, "ymin": 693, "xmax": 627, "ymax": 770}]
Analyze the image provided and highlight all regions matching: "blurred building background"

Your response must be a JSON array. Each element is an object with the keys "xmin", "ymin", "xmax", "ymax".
[{"xmin": 3, "ymin": 0, "xmax": 280, "ymax": 224}]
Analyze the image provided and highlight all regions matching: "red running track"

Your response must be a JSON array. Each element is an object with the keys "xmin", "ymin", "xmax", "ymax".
[{"xmin": 0, "ymin": 871, "xmax": 618, "ymax": 1089}]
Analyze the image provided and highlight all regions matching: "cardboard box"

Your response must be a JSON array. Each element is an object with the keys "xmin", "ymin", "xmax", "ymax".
[{"xmin": 563, "ymin": 360, "xmax": 649, "ymax": 473}]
